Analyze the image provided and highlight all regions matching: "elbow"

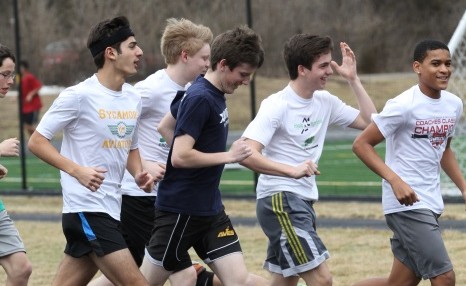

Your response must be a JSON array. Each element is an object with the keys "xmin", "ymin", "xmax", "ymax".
[
  {"xmin": 27, "ymin": 136, "xmax": 37, "ymax": 155},
  {"xmin": 239, "ymin": 157, "xmax": 252, "ymax": 169},
  {"xmin": 171, "ymin": 154, "xmax": 188, "ymax": 168},
  {"xmin": 157, "ymin": 125, "xmax": 164, "ymax": 135},
  {"xmin": 352, "ymin": 138, "xmax": 363, "ymax": 157}
]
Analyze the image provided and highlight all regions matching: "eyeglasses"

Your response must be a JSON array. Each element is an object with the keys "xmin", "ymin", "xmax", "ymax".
[{"xmin": 0, "ymin": 71, "xmax": 16, "ymax": 80}]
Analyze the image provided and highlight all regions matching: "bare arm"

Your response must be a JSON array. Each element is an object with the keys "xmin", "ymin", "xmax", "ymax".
[
  {"xmin": 28, "ymin": 131, "xmax": 107, "ymax": 192},
  {"xmin": 330, "ymin": 42, "xmax": 376, "ymax": 130},
  {"xmin": 171, "ymin": 134, "xmax": 252, "ymax": 168},
  {"xmin": 440, "ymin": 138, "xmax": 466, "ymax": 208},
  {"xmin": 25, "ymin": 87, "xmax": 41, "ymax": 102},
  {"xmin": 157, "ymin": 111, "xmax": 176, "ymax": 147},
  {"xmin": 126, "ymin": 148, "xmax": 154, "ymax": 193},
  {"xmin": 240, "ymin": 138, "xmax": 319, "ymax": 178},
  {"xmin": 0, "ymin": 138, "xmax": 20, "ymax": 157},
  {"xmin": 352, "ymin": 122, "xmax": 419, "ymax": 206}
]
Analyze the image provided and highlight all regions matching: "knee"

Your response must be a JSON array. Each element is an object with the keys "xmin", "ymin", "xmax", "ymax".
[
  {"xmin": 321, "ymin": 273, "xmax": 332, "ymax": 286},
  {"xmin": 9, "ymin": 259, "xmax": 32, "ymax": 282},
  {"xmin": 433, "ymin": 270, "xmax": 455, "ymax": 286},
  {"xmin": 244, "ymin": 273, "xmax": 268, "ymax": 286},
  {"xmin": 304, "ymin": 272, "xmax": 332, "ymax": 286}
]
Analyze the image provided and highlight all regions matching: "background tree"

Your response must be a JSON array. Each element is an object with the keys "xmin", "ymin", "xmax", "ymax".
[{"xmin": 1, "ymin": 0, "xmax": 465, "ymax": 85}]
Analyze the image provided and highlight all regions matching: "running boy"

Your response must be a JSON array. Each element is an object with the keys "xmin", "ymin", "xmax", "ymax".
[
  {"xmin": 0, "ymin": 44, "xmax": 32, "ymax": 286},
  {"xmin": 89, "ymin": 17, "xmax": 216, "ymax": 286},
  {"xmin": 28, "ymin": 16, "xmax": 153, "ymax": 286},
  {"xmin": 140, "ymin": 25, "xmax": 267, "ymax": 286},
  {"xmin": 240, "ymin": 34, "xmax": 376, "ymax": 286},
  {"xmin": 351, "ymin": 40, "xmax": 465, "ymax": 286}
]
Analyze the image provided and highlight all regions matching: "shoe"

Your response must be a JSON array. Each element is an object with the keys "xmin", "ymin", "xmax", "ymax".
[{"xmin": 192, "ymin": 262, "xmax": 206, "ymax": 276}]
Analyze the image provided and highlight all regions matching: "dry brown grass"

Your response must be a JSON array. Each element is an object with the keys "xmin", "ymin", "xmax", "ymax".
[{"xmin": 0, "ymin": 196, "xmax": 465, "ymax": 285}]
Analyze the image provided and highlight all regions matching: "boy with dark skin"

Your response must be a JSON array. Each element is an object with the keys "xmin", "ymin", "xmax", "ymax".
[{"xmin": 352, "ymin": 40, "xmax": 465, "ymax": 286}]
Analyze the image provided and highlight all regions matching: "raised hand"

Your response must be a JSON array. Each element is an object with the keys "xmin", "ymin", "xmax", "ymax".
[{"xmin": 330, "ymin": 42, "xmax": 357, "ymax": 81}]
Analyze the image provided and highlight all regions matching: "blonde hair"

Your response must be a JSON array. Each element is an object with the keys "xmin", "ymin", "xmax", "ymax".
[{"xmin": 161, "ymin": 18, "xmax": 213, "ymax": 65}]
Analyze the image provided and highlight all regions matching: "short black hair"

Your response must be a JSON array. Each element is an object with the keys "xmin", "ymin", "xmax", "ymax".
[
  {"xmin": 0, "ymin": 44, "xmax": 16, "ymax": 67},
  {"xmin": 413, "ymin": 40, "xmax": 449, "ymax": 63}
]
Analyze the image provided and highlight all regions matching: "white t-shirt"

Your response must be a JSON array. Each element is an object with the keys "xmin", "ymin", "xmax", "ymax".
[
  {"xmin": 36, "ymin": 75, "xmax": 141, "ymax": 220},
  {"xmin": 373, "ymin": 85, "xmax": 463, "ymax": 215},
  {"xmin": 120, "ymin": 69, "xmax": 185, "ymax": 196},
  {"xmin": 242, "ymin": 84, "xmax": 359, "ymax": 201}
]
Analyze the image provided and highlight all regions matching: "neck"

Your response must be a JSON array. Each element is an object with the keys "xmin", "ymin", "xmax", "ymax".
[
  {"xmin": 165, "ymin": 65, "xmax": 191, "ymax": 87},
  {"xmin": 96, "ymin": 67, "xmax": 125, "ymax": 91},
  {"xmin": 203, "ymin": 69, "xmax": 221, "ymax": 91},
  {"xmin": 289, "ymin": 79, "xmax": 315, "ymax": 99}
]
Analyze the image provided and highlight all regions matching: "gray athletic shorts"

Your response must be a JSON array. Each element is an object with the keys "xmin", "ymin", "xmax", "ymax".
[
  {"xmin": 0, "ymin": 210, "xmax": 26, "ymax": 257},
  {"xmin": 257, "ymin": 192, "xmax": 329, "ymax": 277},
  {"xmin": 385, "ymin": 209, "xmax": 453, "ymax": 279}
]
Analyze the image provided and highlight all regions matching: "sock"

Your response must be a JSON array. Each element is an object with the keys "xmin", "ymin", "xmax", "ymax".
[{"xmin": 196, "ymin": 269, "xmax": 214, "ymax": 286}]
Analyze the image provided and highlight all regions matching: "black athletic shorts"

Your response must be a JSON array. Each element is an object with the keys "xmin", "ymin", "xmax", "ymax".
[
  {"xmin": 145, "ymin": 209, "xmax": 242, "ymax": 272},
  {"xmin": 62, "ymin": 212, "xmax": 127, "ymax": 258},
  {"xmin": 22, "ymin": 111, "xmax": 39, "ymax": 125},
  {"xmin": 120, "ymin": 195, "xmax": 156, "ymax": 266}
]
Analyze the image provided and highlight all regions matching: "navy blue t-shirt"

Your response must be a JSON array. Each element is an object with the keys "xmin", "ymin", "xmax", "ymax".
[{"xmin": 156, "ymin": 75, "xmax": 228, "ymax": 216}]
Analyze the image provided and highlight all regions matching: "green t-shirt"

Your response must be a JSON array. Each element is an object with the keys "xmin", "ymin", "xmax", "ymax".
[{"xmin": 0, "ymin": 200, "xmax": 4, "ymax": 211}]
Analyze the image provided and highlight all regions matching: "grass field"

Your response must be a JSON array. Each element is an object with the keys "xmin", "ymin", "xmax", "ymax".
[
  {"xmin": 1, "ymin": 197, "xmax": 466, "ymax": 285},
  {"xmin": 0, "ymin": 139, "xmax": 385, "ymax": 197}
]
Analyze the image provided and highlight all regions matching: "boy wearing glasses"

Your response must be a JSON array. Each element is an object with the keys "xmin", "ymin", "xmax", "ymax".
[{"xmin": 0, "ymin": 44, "xmax": 32, "ymax": 286}]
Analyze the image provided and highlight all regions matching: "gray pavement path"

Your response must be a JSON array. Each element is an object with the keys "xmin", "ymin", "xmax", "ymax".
[{"xmin": 9, "ymin": 213, "xmax": 466, "ymax": 232}]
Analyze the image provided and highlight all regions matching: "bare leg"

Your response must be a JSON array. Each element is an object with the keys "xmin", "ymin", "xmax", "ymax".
[
  {"xmin": 0, "ymin": 252, "xmax": 32, "ymax": 286},
  {"xmin": 352, "ymin": 258, "xmax": 420, "ymax": 286},
  {"xmin": 299, "ymin": 262, "xmax": 332, "ymax": 286},
  {"xmin": 87, "ymin": 274, "xmax": 113, "ymax": 286},
  {"xmin": 430, "ymin": 270, "xmax": 455, "ymax": 286},
  {"xmin": 268, "ymin": 273, "xmax": 299, "ymax": 286},
  {"xmin": 89, "ymin": 249, "xmax": 148, "ymax": 286},
  {"xmin": 209, "ymin": 253, "xmax": 267, "ymax": 286},
  {"xmin": 140, "ymin": 256, "xmax": 171, "ymax": 286},
  {"xmin": 168, "ymin": 266, "xmax": 197, "ymax": 286},
  {"xmin": 52, "ymin": 254, "xmax": 98, "ymax": 286}
]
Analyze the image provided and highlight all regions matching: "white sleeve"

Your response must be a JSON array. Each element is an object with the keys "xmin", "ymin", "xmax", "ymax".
[
  {"xmin": 242, "ymin": 97, "xmax": 284, "ymax": 146},
  {"xmin": 36, "ymin": 89, "xmax": 79, "ymax": 139},
  {"xmin": 327, "ymin": 94, "xmax": 359, "ymax": 127},
  {"xmin": 372, "ymin": 97, "xmax": 407, "ymax": 138}
]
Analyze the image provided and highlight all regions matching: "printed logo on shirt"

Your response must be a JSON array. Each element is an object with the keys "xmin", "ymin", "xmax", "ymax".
[
  {"xmin": 217, "ymin": 226, "xmax": 235, "ymax": 238},
  {"xmin": 108, "ymin": 122, "xmax": 135, "ymax": 138},
  {"xmin": 304, "ymin": 136, "xmax": 314, "ymax": 147},
  {"xmin": 99, "ymin": 109, "xmax": 138, "ymax": 119},
  {"xmin": 293, "ymin": 117, "xmax": 323, "ymax": 134},
  {"xmin": 158, "ymin": 137, "xmax": 169, "ymax": 150},
  {"xmin": 102, "ymin": 139, "xmax": 132, "ymax": 148},
  {"xmin": 410, "ymin": 117, "xmax": 455, "ymax": 149},
  {"xmin": 219, "ymin": 108, "xmax": 229, "ymax": 127}
]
